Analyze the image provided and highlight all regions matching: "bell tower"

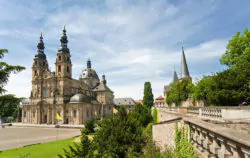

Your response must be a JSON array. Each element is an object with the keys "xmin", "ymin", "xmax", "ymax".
[
  {"xmin": 54, "ymin": 25, "xmax": 73, "ymax": 104},
  {"xmin": 32, "ymin": 32, "xmax": 48, "ymax": 81},
  {"xmin": 31, "ymin": 33, "xmax": 49, "ymax": 101},
  {"xmin": 55, "ymin": 25, "xmax": 72, "ymax": 78}
]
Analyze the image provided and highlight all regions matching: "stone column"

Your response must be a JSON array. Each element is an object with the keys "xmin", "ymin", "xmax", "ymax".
[
  {"xmin": 21, "ymin": 108, "xmax": 24, "ymax": 123},
  {"xmin": 241, "ymin": 147, "xmax": 250, "ymax": 158},
  {"xmin": 227, "ymin": 141, "xmax": 240, "ymax": 158},
  {"xmin": 52, "ymin": 106, "xmax": 55, "ymax": 124},
  {"xmin": 209, "ymin": 133, "xmax": 220, "ymax": 156},
  {"xmin": 37, "ymin": 109, "xmax": 41, "ymax": 124},
  {"xmin": 217, "ymin": 136, "xmax": 232, "ymax": 158},
  {"xmin": 47, "ymin": 108, "xmax": 50, "ymax": 124}
]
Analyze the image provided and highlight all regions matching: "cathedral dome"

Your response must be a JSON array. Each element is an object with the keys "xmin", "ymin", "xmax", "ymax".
[
  {"xmin": 22, "ymin": 98, "xmax": 30, "ymax": 105},
  {"xmin": 80, "ymin": 68, "xmax": 99, "ymax": 79},
  {"xmin": 70, "ymin": 93, "xmax": 89, "ymax": 103}
]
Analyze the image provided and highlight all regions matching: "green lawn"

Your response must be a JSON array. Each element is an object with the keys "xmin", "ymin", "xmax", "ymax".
[{"xmin": 0, "ymin": 138, "xmax": 75, "ymax": 158}]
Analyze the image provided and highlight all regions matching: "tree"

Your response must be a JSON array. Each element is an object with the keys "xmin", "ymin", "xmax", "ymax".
[
  {"xmin": 193, "ymin": 28, "xmax": 250, "ymax": 106},
  {"xmin": 132, "ymin": 103, "xmax": 152, "ymax": 127},
  {"xmin": 60, "ymin": 104, "xmax": 153, "ymax": 158},
  {"xmin": 220, "ymin": 28, "xmax": 250, "ymax": 68},
  {"xmin": 143, "ymin": 82, "xmax": 154, "ymax": 108},
  {"xmin": 0, "ymin": 49, "xmax": 25, "ymax": 118},
  {"xmin": 166, "ymin": 79, "xmax": 194, "ymax": 106},
  {"xmin": 58, "ymin": 129, "xmax": 92, "ymax": 158}
]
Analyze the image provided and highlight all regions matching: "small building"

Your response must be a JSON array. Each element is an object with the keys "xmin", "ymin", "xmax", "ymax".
[
  {"xmin": 154, "ymin": 96, "xmax": 166, "ymax": 108},
  {"xmin": 113, "ymin": 98, "xmax": 136, "ymax": 112}
]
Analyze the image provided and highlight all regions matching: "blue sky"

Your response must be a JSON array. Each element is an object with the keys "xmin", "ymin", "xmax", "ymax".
[{"xmin": 1, "ymin": 0, "xmax": 250, "ymax": 99}]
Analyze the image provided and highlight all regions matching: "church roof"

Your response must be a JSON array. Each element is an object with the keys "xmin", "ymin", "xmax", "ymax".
[
  {"xmin": 79, "ymin": 59, "xmax": 99, "ymax": 80},
  {"xmin": 93, "ymin": 83, "xmax": 113, "ymax": 92},
  {"xmin": 80, "ymin": 68, "xmax": 99, "ymax": 79},
  {"xmin": 155, "ymin": 96, "xmax": 164, "ymax": 100},
  {"xmin": 173, "ymin": 70, "xmax": 178, "ymax": 82},
  {"xmin": 22, "ymin": 98, "xmax": 30, "ymax": 105},
  {"xmin": 181, "ymin": 47, "xmax": 190, "ymax": 79},
  {"xmin": 69, "ymin": 93, "xmax": 91, "ymax": 103},
  {"xmin": 164, "ymin": 85, "xmax": 170, "ymax": 92},
  {"xmin": 35, "ymin": 33, "xmax": 46, "ymax": 59},
  {"xmin": 113, "ymin": 98, "xmax": 136, "ymax": 106}
]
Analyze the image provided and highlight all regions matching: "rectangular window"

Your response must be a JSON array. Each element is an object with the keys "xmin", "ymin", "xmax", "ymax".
[
  {"xmin": 59, "ymin": 56, "xmax": 61, "ymax": 61},
  {"xmin": 24, "ymin": 111, "xmax": 27, "ymax": 117},
  {"xmin": 34, "ymin": 70, "xmax": 37, "ymax": 76},
  {"xmin": 58, "ymin": 65, "xmax": 61, "ymax": 72},
  {"xmin": 74, "ymin": 110, "xmax": 77, "ymax": 117}
]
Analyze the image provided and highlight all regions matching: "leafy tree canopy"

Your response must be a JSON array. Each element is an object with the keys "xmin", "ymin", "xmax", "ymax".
[
  {"xmin": 166, "ymin": 79, "xmax": 194, "ymax": 106},
  {"xmin": 143, "ymin": 82, "xmax": 154, "ymax": 108},
  {"xmin": 0, "ymin": 49, "xmax": 25, "ymax": 118}
]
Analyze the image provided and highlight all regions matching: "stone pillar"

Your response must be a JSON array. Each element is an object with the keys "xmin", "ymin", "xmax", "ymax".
[
  {"xmin": 199, "ymin": 108, "xmax": 202, "ymax": 117},
  {"xmin": 47, "ymin": 108, "xmax": 50, "ymax": 124},
  {"xmin": 217, "ymin": 136, "xmax": 232, "ymax": 158},
  {"xmin": 227, "ymin": 141, "xmax": 240, "ymax": 158},
  {"xmin": 193, "ymin": 126, "xmax": 199, "ymax": 148},
  {"xmin": 21, "ymin": 108, "xmax": 24, "ymax": 123},
  {"xmin": 209, "ymin": 133, "xmax": 220, "ymax": 156},
  {"xmin": 52, "ymin": 106, "xmax": 55, "ymax": 124},
  {"xmin": 37, "ymin": 109, "xmax": 41, "ymax": 124},
  {"xmin": 241, "ymin": 147, "xmax": 250, "ymax": 158}
]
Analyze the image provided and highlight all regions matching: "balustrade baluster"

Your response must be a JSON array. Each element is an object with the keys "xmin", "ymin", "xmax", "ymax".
[
  {"xmin": 241, "ymin": 147, "xmax": 250, "ymax": 158},
  {"xmin": 217, "ymin": 137, "xmax": 232, "ymax": 158},
  {"xmin": 209, "ymin": 133, "xmax": 220, "ymax": 156}
]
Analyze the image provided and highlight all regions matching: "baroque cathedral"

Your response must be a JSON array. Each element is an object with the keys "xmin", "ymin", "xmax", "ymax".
[{"xmin": 22, "ymin": 26, "xmax": 114, "ymax": 125}]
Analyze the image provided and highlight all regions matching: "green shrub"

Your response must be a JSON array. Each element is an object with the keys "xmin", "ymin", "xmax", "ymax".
[{"xmin": 84, "ymin": 118, "xmax": 96, "ymax": 134}]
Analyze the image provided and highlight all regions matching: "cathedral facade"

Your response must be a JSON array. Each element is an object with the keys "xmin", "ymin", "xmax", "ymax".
[{"xmin": 22, "ymin": 26, "xmax": 114, "ymax": 125}]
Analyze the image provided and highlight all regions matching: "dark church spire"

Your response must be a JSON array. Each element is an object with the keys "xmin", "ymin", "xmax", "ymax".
[
  {"xmin": 37, "ymin": 32, "xmax": 44, "ymax": 53},
  {"xmin": 181, "ymin": 47, "xmax": 190, "ymax": 79},
  {"xmin": 35, "ymin": 32, "xmax": 46, "ymax": 59},
  {"xmin": 87, "ymin": 57, "xmax": 91, "ymax": 68},
  {"xmin": 58, "ymin": 25, "xmax": 70, "ymax": 53},
  {"xmin": 173, "ymin": 70, "xmax": 178, "ymax": 82}
]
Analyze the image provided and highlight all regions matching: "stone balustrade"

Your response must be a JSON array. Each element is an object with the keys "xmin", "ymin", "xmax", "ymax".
[
  {"xmin": 184, "ymin": 118, "xmax": 250, "ymax": 158},
  {"xmin": 187, "ymin": 107, "xmax": 199, "ymax": 116},
  {"xmin": 200, "ymin": 107, "xmax": 222, "ymax": 121},
  {"xmin": 162, "ymin": 107, "xmax": 179, "ymax": 113}
]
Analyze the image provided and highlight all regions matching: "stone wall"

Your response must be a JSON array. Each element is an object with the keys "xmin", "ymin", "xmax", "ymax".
[
  {"xmin": 158, "ymin": 109, "xmax": 182, "ymax": 122},
  {"xmin": 152, "ymin": 117, "xmax": 183, "ymax": 151}
]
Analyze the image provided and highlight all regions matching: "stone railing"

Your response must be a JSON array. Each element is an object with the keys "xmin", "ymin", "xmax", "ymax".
[
  {"xmin": 184, "ymin": 118, "xmax": 250, "ymax": 158},
  {"xmin": 200, "ymin": 107, "xmax": 222, "ymax": 121},
  {"xmin": 163, "ymin": 107, "xmax": 179, "ymax": 113},
  {"xmin": 187, "ymin": 107, "xmax": 199, "ymax": 116}
]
